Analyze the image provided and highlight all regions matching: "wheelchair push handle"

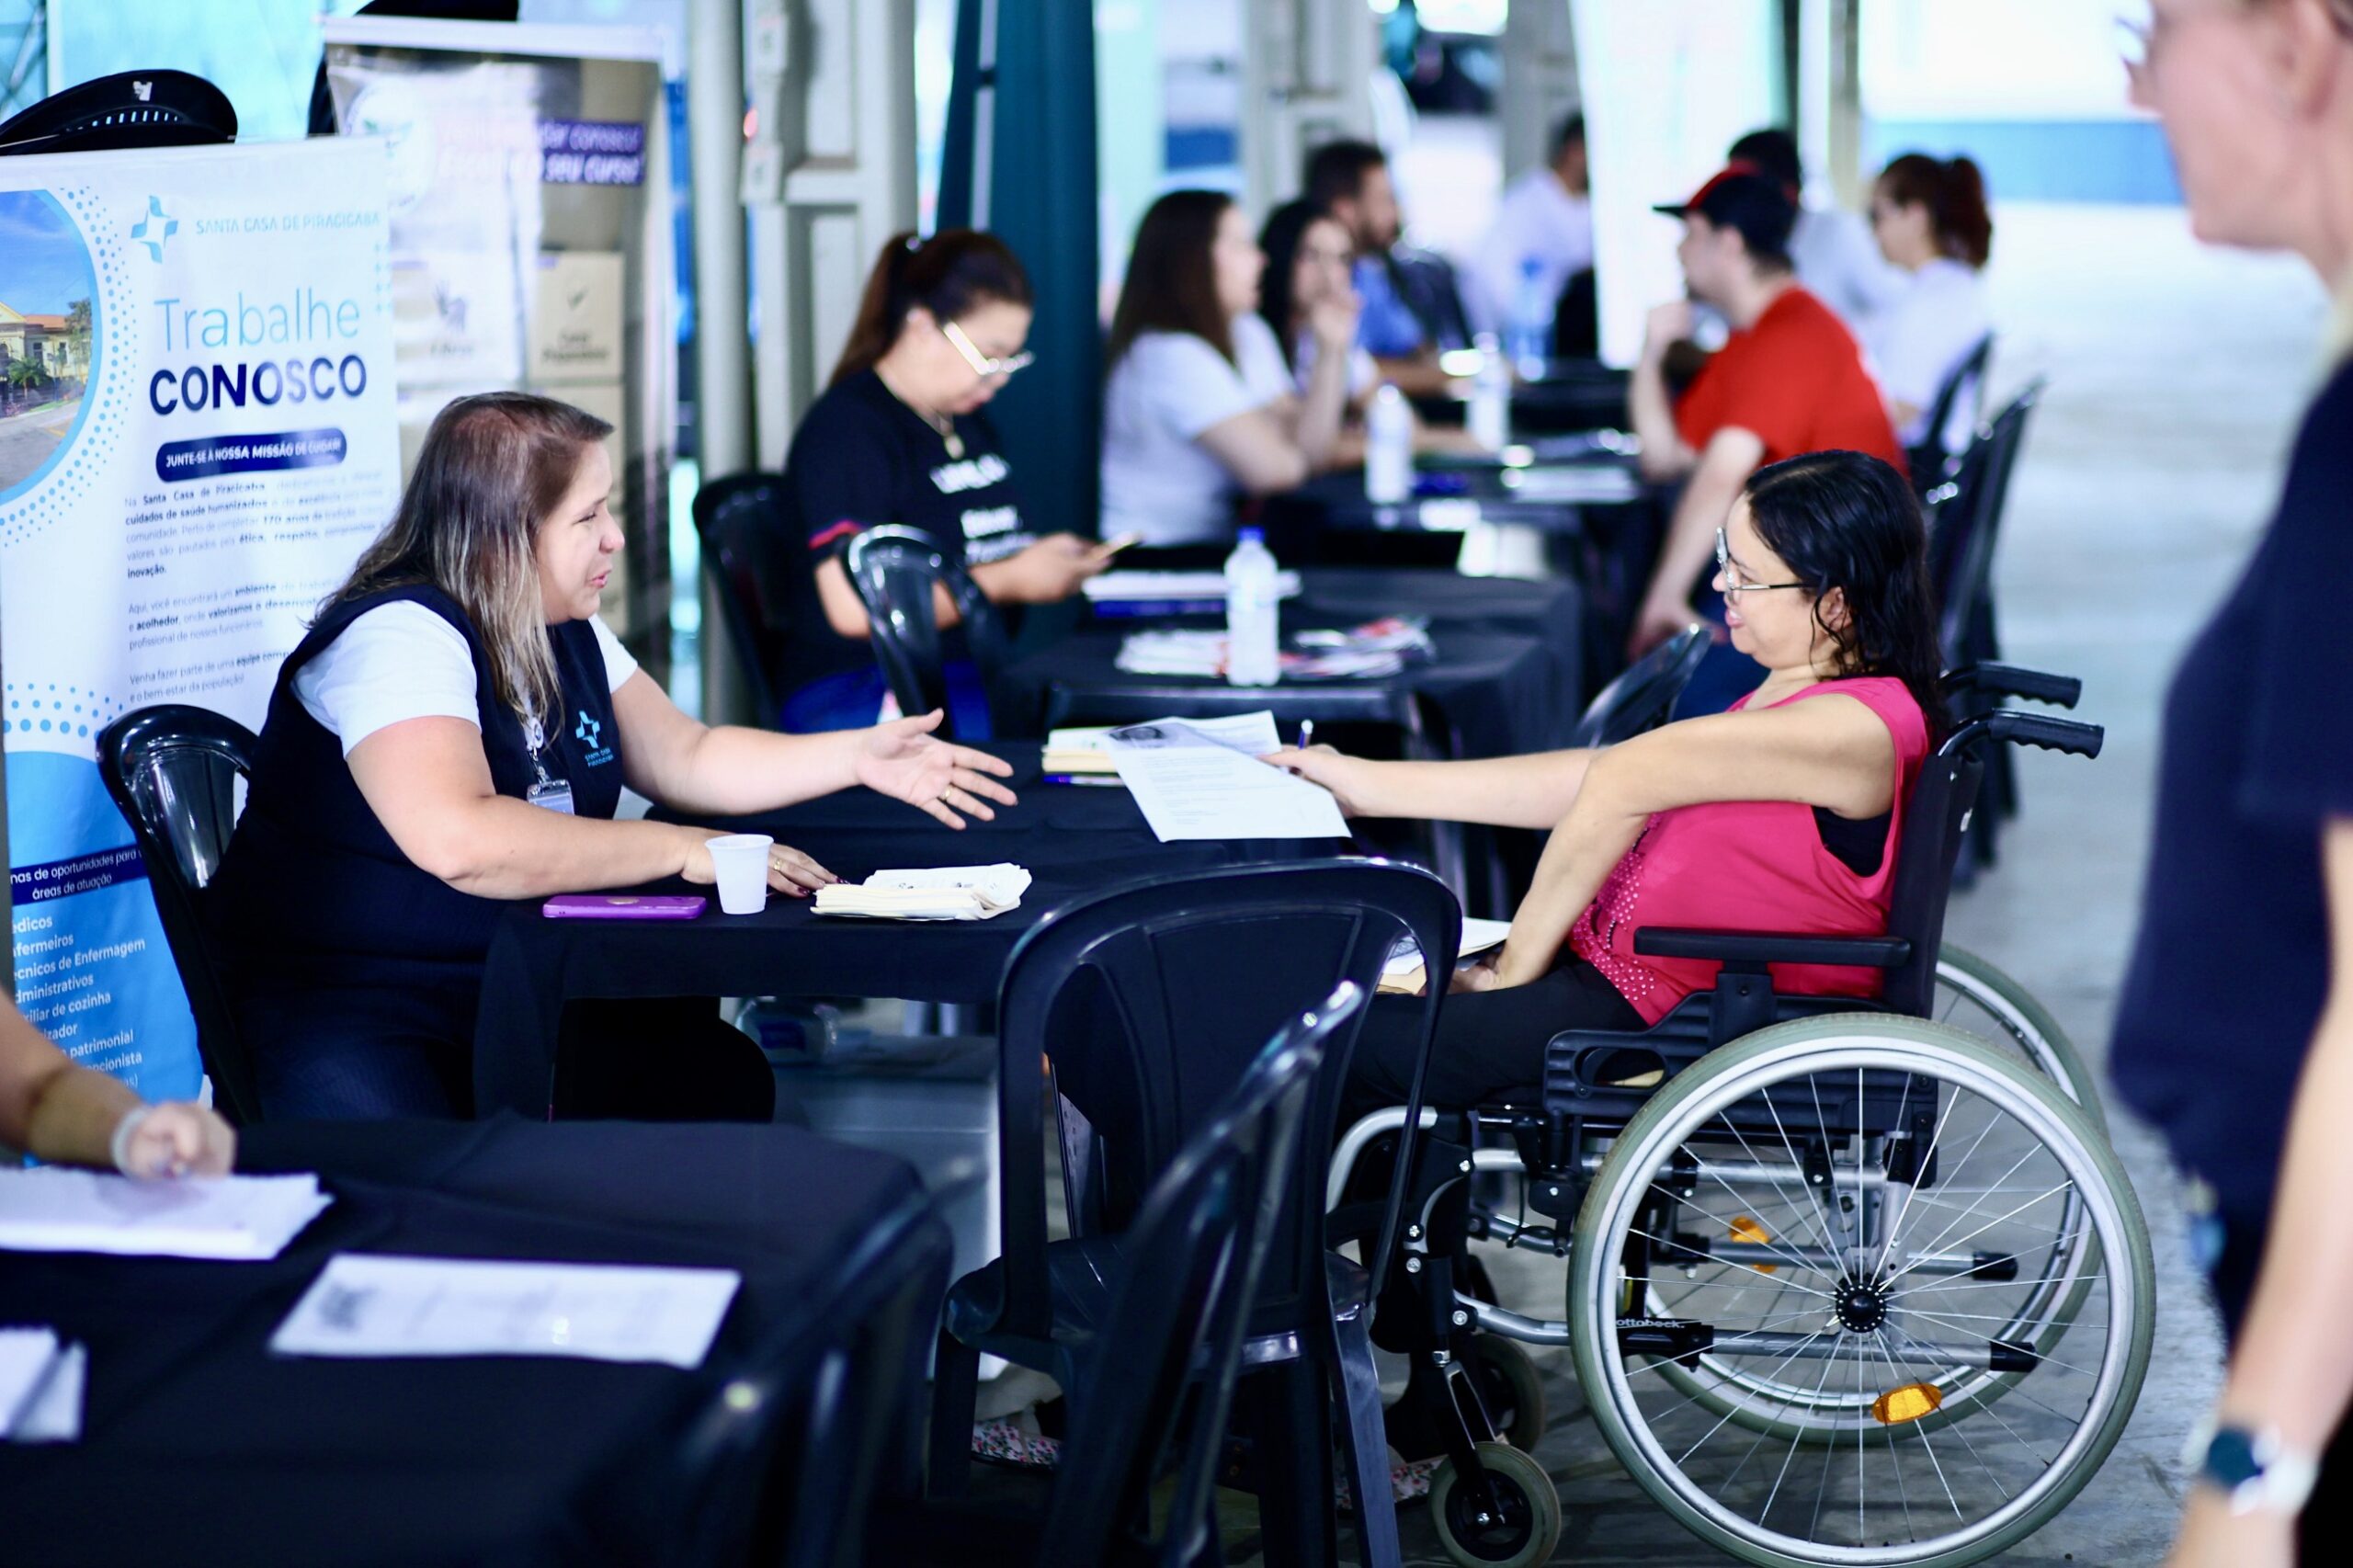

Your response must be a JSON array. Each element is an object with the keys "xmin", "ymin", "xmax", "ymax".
[
  {"xmin": 1944, "ymin": 663, "xmax": 2082, "ymax": 710},
  {"xmin": 1942, "ymin": 710, "xmax": 2104, "ymax": 760}
]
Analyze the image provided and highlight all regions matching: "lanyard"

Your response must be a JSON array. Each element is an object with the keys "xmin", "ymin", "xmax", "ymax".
[{"xmin": 521, "ymin": 712, "xmax": 575, "ymax": 815}]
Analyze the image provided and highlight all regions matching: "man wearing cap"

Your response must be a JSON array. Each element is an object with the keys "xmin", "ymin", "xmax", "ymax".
[{"xmin": 1625, "ymin": 163, "xmax": 1905, "ymax": 665}]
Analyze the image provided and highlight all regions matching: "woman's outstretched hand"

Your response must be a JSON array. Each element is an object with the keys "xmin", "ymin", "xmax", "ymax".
[
  {"xmin": 855, "ymin": 710, "xmax": 1019, "ymax": 828},
  {"xmin": 1259, "ymin": 744, "xmax": 1372, "ymax": 816}
]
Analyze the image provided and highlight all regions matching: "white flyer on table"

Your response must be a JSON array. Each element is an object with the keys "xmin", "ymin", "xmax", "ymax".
[
  {"xmin": 1105, "ymin": 712, "xmax": 1348, "ymax": 842},
  {"xmin": 0, "ymin": 1168, "xmax": 331, "ymax": 1261},
  {"xmin": 271, "ymin": 1254, "xmax": 742, "ymax": 1369}
]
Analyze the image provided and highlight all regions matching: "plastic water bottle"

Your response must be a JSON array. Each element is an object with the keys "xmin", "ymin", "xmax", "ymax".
[
  {"xmin": 1223, "ymin": 526, "xmax": 1281, "ymax": 687},
  {"xmin": 1467, "ymin": 331, "xmax": 1510, "ymax": 452},
  {"xmin": 1366, "ymin": 383, "xmax": 1414, "ymax": 505},
  {"xmin": 1507, "ymin": 256, "xmax": 1552, "ymax": 379}
]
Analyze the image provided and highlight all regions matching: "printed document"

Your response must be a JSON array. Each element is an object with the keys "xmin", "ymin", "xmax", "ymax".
[
  {"xmin": 0, "ymin": 1168, "xmax": 331, "ymax": 1261},
  {"xmin": 1106, "ymin": 712, "xmax": 1348, "ymax": 841},
  {"xmin": 271, "ymin": 1254, "xmax": 742, "ymax": 1369},
  {"xmin": 1380, "ymin": 917, "xmax": 1515, "ymax": 994}
]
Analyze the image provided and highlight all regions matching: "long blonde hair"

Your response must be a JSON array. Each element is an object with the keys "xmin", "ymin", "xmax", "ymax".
[{"xmin": 320, "ymin": 392, "xmax": 613, "ymax": 722}]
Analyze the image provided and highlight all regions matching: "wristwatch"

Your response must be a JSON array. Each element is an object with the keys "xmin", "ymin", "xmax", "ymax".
[{"xmin": 2190, "ymin": 1420, "xmax": 2320, "ymax": 1516}]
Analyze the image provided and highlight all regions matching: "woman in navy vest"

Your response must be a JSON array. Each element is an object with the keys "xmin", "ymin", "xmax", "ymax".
[{"xmin": 212, "ymin": 392, "xmax": 1015, "ymax": 1120}]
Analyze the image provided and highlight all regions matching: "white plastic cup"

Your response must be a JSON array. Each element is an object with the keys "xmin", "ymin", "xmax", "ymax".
[{"xmin": 706, "ymin": 833, "xmax": 773, "ymax": 915}]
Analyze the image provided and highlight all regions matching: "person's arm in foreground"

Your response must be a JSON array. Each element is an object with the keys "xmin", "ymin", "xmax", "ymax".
[
  {"xmin": 0, "ymin": 995, "xmax": 234, "ymax": 1176},
  {"xmin": 1263, "ymin": 744, "xmax": 1601, "ymax": 831},
  {"xmin": 2163, "ymin": 818, "xmax": 2353, "ymax": 1568},
  {"xmin": 1628, "ymin": 426, "xmax": 1765, "ymax": 657},
  {"xmin": 1479, "ymin": 697, "xmax": 1895, "ymax": 990}
]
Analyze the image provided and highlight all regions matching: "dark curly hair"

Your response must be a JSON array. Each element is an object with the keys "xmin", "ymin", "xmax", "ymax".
[{"xmin": 1742, "ymin": 449, "xmax": 1949, "ymax": 733}]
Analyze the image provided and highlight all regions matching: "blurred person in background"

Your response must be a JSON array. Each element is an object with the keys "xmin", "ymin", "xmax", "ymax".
[
  {"xmin": 1469, "ymin": 112, "xmax": 1595, "ymax": 347},
  {"xmin": 1305, "ymin": 138, "xmax": 1472, "ymax": 396},
  {"xmin": 1731, "ymin": 127, "xmax": 1905, "ymax": 335},
  {"xmin": 1867, "ymin": 153, "xmax": 1996, "ymax": 451},
  {"xmin": 1100, "ymin": 190, "xmax": 1356, "ymax": 549}
]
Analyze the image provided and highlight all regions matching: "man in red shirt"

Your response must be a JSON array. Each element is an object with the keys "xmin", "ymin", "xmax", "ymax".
[{"xmin": 1626, "ymin": 164, "xmax": 1904, "ymax": 659}]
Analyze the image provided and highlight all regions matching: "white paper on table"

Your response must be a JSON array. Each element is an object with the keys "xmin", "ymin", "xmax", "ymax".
[
  {"xmin": 1084, "ymin": 569, "xmax": 1301, "ymax": 602},
  {"xmin": 7, "ymin": 1342, "xmax": 85, "ymax": 1443},
  {"xmin": 270, "ymin": 1254, "xmax": 742, "ymax": 1369},
  {"xmin": 1106, "ymin": 712, "xmax": 1349, "ymax": 842},
  {"xmin": 0, "ymin": 1169, "xmax": 332, "ymax": 1261},
  {"xmin": 813, "ymin": 864, "xmax": 1034, "ymax": 921},
  {"xmin": 0, "ymin": 1328, "xmax": 61, "ymax": 1438},
  {"xmin": 1382, "ymin": 917, "xmax": 1515, "ymax": 988}
]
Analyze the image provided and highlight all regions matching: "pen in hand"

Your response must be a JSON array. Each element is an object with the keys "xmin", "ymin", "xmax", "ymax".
[{"xmin": 1299, "ymin": 719, "xmax": 1315, "ymax": 750}]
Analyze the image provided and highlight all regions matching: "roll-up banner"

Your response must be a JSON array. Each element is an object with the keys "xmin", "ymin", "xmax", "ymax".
[
  {"xmin": 318, "ymin": 16, "xmax": 675, "ymax": 676},
  {"xmin": 1, "ymin": 138, "xmax": 400, "ymax": 1097}
]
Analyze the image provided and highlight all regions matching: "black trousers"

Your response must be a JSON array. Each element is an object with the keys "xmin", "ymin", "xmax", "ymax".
[{"xmin": 1348, "ymin": 956, "xmax": 1644, "ymax": 1116}]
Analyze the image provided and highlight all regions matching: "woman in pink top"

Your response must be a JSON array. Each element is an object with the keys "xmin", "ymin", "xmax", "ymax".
[{"xmin": 1271, "ymin": 449, "xmax": 1942, "ymax": 1109}]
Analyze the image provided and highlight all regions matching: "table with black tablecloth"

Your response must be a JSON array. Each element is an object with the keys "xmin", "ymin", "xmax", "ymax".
[
  {"xmin": 998, "ymin": 612, "xmax": 1574, "ymax": 766},
  {"xmin": 472, "ymin": 743, "xmax": 1304, "ymax": 1118},
  {"xmin": 0, "ymin": 1118, "xmax": 944, "ymax": 1568}
]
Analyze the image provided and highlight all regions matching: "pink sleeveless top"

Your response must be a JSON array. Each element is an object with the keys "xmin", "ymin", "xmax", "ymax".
[{"xmin": 1566, "ymin": 676, "xmax": 1930, "ymax": 1025}]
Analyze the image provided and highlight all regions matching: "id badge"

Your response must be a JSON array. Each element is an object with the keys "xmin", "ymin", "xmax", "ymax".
[{"xmin": 527, "ymin": 778, "xmax": 576, "ymax": 814}]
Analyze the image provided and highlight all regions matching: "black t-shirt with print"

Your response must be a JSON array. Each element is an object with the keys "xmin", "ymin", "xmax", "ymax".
[{"xmin": 777, "ymin": 369, "xmax": 1036, "ymax": 687}]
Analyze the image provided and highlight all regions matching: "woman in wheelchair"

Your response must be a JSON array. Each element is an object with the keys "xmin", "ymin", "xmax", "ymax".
[{"xmin": 1272, "ymin": 447, "xmax": 1942, "ymax": 1111}]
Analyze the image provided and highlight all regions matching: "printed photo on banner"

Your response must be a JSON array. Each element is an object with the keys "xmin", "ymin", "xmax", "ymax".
[{"xmin": 0, "ymin": 190, "xmax": 99, "ymax": 498}]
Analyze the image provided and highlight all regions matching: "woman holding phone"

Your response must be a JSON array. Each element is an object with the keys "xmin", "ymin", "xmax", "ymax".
[
  {"xmin": 776, "ymin": 230, "xmax": 1120, "ymax": 733},
  {"xmin": 211, "ymin": 392, "xmax": 1016, "ymax": 1121}
]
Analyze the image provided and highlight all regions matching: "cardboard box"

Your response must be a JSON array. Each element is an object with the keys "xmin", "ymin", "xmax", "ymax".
[{"xmin": 529, "ymin": 250, "xmax": 624, "ymax": 383}]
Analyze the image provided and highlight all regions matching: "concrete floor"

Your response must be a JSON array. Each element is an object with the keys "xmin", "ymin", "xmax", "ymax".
[{"xmin": 1295, "ymin": 206, "xmax": 2325, "ymax": 1567}]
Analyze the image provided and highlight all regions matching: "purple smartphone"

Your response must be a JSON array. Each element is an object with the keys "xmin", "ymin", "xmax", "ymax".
[{"xmin": 541, "ymin": 893, "xmax": 708, "ymax": 920}]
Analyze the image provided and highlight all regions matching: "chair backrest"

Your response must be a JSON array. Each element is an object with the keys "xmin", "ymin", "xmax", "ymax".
[
  {"xmin": 94, "ymin": 705, "xmax": 264, "ymax": 1124},
  {"xmin": 1876, "ymin": 703, "xmax": 2100, "ymax": 1017},
  {"xmin": 1568, "ymin": 623, "xmax": 1710, "ymax": 748},
  {"xmin": 690, "ymin": 472, "xmax": 797, "ymax": 724},
  {"xmin": 841, "ymin": 526, "xmax": 1011, "ymax": 741},
  {"xmin": 1908, "ymin": 332, "xmax": 1995, "ymax": 486},
  {"xmin": 992, "ymin": 861, "xmax": 1458, "ymax": 1342},
  {"xmin": 1927, "ymin": 378, "xmax": 2043, "ymax": 666},
  {"xmin": 0, "ymin": 70, "xmax": 235, "ymax": 155},
  {"xmin": 1036, "ymin": 985, "xmax": 1357, "ymax": 1568}
]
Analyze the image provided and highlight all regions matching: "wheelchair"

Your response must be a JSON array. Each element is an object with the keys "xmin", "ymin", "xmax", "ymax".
[{"xmin": 1330, "ymin": 682, "xmax": 2151, "ymax": 1568}]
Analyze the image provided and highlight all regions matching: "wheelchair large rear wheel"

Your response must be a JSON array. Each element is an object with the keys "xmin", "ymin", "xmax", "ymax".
[
  {"xmin": 1932, "ymin": 946, "xmax": 2105, "ymax": 1129},
  {"xmin": 1567, "ymin": 1017, "xmax": 2151, "ymax": 1568}
]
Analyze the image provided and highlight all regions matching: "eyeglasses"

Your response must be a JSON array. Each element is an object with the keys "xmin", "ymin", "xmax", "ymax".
[
  {"xmin": 940, "ymin": 318, "xmax": 1034, "ymax": 381},
  {"xmin": 1716, "ymin": 528, "xmax": 1808, "ymax": 599}
]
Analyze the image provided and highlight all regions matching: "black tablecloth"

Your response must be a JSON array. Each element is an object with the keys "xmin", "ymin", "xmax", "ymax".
[
  {"xmin": 1268, "ymin": 455, "xmax": 1645, "ymax": 540},
  {"xmin": 472, "ymin": 744, "xmax": 1279, "ymax": 1117},
  {"xmin": 999, "ymin": 620, "xmax": 1572, "ymax": 765},
  {"xmin": 0, "ymin": 1119, "xmax": 940, "ymax": 1568}
]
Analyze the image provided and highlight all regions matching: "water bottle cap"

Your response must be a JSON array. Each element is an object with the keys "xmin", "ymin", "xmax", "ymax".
[
  {"xmin": 1237, "ymin": 526, "xmax": 1265, "ymax": 543},
  {"xmin": 1521, "ymin": 256, "xmax": 1543, "ymax": 276}
]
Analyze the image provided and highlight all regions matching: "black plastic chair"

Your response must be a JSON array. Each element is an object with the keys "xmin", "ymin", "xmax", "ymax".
[
  {"xmin": 690, "ymin": 472, "xmax": 797, "ymax": 726},
  {"xmin": 0, "ymin": 70, "xmax": 235, "ymax": 155},
  {"xmin": 95, "ymin": 705, "xmax": 263, "ymax": 1125},
  {"xmin": 1927, "ymin": 381, "xmax": 2045, "ymax": 871},
  {"xmin": 1906, "ymin": 332, "xmax": 1995, "ymax": 490},
  {"xmin": 841, "ymin": 526, "xmax": 1012, "ymax": 741},
  {"xmin": 1567, "ymin": 622, "xmax": 1709, "ymax": 748},
  {"xmin": 885, "ymin": 989, "xmax": 1348, "ymax": 1566},
  {"xmin": 929, "ymin": 862, "xmax": 1461, "ymax": 1568},
  {"xmin": 652, "ymin": 1184, "xmax": 953, "ymax": 1568}
]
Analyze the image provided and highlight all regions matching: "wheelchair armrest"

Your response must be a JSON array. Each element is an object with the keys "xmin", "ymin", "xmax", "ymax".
[
  {"xmin": 1631, "ymin": 926, "xmax": 1912, "ymax": 970},
  {"xmin": 1943, "ymin": 663, "xmax": 2081, "ymax": 710}
]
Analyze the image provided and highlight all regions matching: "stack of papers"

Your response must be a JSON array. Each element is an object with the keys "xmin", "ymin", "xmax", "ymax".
[
  {"xmin": 0, "ymin": 1168, "xmax": 333, "ymax": 1261},
  {"xmin": 1114, "ymin": 620, "xmax": 1428, "ymax": 682},
  {"xmin": 1498, "ymin": 465, "xmax": 1643, "ymax": 504},
  {"xmin": 813, "ymin": 864, "xmax": 1034, "ymax": 921},
  {"xmin": 1380, "ymin": 917, "xmax": 1514, "ymax": 994},
  {"xmin": 1041, "ymin": 725, "xmax": 1120, "ymax": 780},
  {"xmin": 1085, "ymin": 569, "xmax": 1302, "ymax": 614},
  {"xmin": 271, "ymin": 1254, "xmax": 741, "ymax": 1369},
  {"xmin": 1105, "ymin": 713, "xmax": 1349, "ymax": 842},
  {"xmin": 0, "ymin": 1328, "xmax": 84, "ymax": 1443}
]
